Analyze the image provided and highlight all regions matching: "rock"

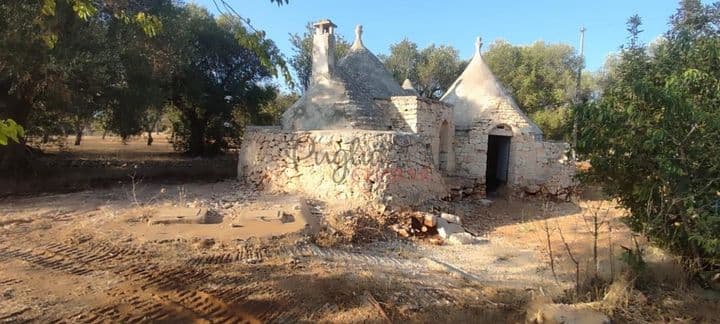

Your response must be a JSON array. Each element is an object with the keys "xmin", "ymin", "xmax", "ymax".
[
  {"xmin": 525, "ymin": 184, "xmax": 541, "ymax": 195},
  {"xmin": 710, "ymin": 272, "xmax": 720, "ymax": 290},
  {"xmin": 439, "ymin": 212, "xmax": 462, "ymax": 225},
  {"xmin": 436, "ymin": 217, "xmax": 464, "ymax": 239},
  {"xmin": 390, "ymin": 224, "xmax": 410, "ymax": 237},
  {"xmin": 479, "ymin": 199, "xmax": 493, "ymax": 207},
  {"xmin": 280, "ymin": 212, "xmax": 295, "ymax": 223},
  {"xmin": 446, "ymin": 232, "xmax": 476, "ymax": 245},
  {"xmin": 422, "ymin": 212, "xmax": 437, "ymax": 227}
]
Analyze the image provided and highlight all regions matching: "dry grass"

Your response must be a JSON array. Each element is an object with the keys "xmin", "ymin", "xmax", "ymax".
[{"xmin": 3, "ymin": 135, "xmax": 236, "ymax": 196}]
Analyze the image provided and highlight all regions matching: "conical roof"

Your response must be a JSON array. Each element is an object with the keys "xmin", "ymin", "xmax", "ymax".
[
  {"xmin": 401, "ymin": 79, "xmax": 418, "ymax": 95},
  {"xmin": 441, "ymin": 37, "xmax": 542, "ymax": 135},
  {"xmin": 282, "ymin": 24, "xmax": 404, "ymax": 130},
  {"xmin": 337, "ymin": 25, "xmax": 405, "ymax": 101}
]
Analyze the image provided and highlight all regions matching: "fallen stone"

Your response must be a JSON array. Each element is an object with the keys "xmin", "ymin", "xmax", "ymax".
[
  {"xmin": 390, "ymin": 224, "xmax": 410, "ymax": 237},
  {"xmin": 280, "ymin": 212, "xmax": 295, "ymax": 223},
  {"xmin": 446, "ymin": 232, "xmax": 476, "ymax": 245},
  {"xmin": 479, "ymin": 199, "xmax": 493, "ymax": 207},
  {"xmin": 436, "ymin": 217, "xmax": 464, "ymax": 239},
  {"xmin": 525, "ymin": 184, "xmax": 541, "ymax": 195},
  {"xmin": 422, "ymin": 212, "xmax": 437, "ymax": 227},
  {"xmin": 439, "ymin": 212, "xmax": 462, "ymax": 225}
]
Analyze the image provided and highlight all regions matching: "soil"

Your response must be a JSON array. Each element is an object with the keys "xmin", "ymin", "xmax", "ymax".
[{"xmin": 0, "ymin": 178, "xmax": 717, "ymax": 322}]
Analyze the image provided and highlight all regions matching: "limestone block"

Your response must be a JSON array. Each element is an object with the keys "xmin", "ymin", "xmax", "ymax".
[
  {"xmin": 439, "ymin": 212, "xmax": 462, "ymax": 225},
  {"xmin": 436, "ymin": 217, "xmax": 464, "ymax": 239},
  {"xmin": 446, "ymin": 232, "xmax": 476, "ymax": 245}
]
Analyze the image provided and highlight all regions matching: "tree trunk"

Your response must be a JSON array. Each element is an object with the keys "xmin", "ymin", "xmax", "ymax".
[
  {"xmin": 147, "ymin": 130, "xmax": 153, "ymax": 146},
  {"xmin": 102, "ymin": 129, "xmax": 108, "ymax": 140},
  {"xmin": 42, "ymin": 133, "xmax": 50, "ymax": 144},
  {"xmin": 74, "ymin": 128, "xmax": 83, "ymax": 146},
  {"xmin": 189, "ymin": 119, "xmax": 204, "ymax": 156}
]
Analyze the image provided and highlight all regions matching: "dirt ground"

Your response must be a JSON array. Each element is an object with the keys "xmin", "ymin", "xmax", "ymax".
[{"xmin": 0, "ymin": 180, "xmax": 718, "ymax": 323}]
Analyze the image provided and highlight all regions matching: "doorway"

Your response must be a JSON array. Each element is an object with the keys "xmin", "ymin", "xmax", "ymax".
[{"xmin": 486, "ymin": 135, "xmax": 511, "ymax": 193}]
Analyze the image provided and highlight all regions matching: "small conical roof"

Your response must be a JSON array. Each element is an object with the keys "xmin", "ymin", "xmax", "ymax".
[
  {"xmin": 338, "ymin": 25, "xmax": 404, "ymax": 100},
  {"xmin": 401, "ymin": 79, "xmax": 418, "ymax": 95},
  {"xmin": 441, "ymin": 37, "xmax": 542, "ymax": 135}
]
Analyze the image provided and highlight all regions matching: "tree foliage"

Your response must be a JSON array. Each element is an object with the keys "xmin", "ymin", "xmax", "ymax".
[
  {"xmin": 164, "ymin": 5, "xmax": 276, "ymax": 156},
  {"xmin": 0, "ymin": 0, "xmax": 287, "ymax": 164},
  {"xmin": 577, "ymin": 1, "xmax": 720, "ymax": 270},
  {"xmin": 483, "ymin": 40, "xmax": 587, "ymax": 115},
  {"xmin": 381, "ymin": 40, "xmax": 466, "ymax": 99}
]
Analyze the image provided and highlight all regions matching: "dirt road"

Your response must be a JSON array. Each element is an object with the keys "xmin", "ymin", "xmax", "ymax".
[{"xmin": 1, "ymin": 180, "xmax": 681, "ymax": 323}]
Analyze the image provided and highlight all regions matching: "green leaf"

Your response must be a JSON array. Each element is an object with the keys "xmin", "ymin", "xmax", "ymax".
[{"xmin": 41, "ymin": 0, "xmax": 56, "ymax": 16}]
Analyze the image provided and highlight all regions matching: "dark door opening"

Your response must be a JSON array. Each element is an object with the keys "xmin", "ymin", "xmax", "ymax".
[{"xmin": 486, "ymin": 135, "xmax": 511, "ymax": 193}]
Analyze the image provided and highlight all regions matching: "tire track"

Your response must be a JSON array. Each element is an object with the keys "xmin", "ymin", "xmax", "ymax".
[
  {"xmin": 187, "ymin": 243, "xmax": 425, "ymax": 271},
  {"xmin": 0, "ymin": 246, "xmax": 94, "ymax": 275}
]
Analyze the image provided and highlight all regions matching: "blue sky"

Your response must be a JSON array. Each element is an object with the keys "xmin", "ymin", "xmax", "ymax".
[{"xmin": 194, "ymin": 0, "xmax": 701, "ymax": 74}]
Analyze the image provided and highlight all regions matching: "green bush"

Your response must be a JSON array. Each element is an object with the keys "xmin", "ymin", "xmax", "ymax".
[{"xmin": 577, "ymin": 2, "xmax": 720, "ymax": 271}]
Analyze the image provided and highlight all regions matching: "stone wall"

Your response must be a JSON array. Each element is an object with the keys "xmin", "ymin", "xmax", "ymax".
[
  {"xmin": 453, "ymin": 114, "xmax": 575, "ymax": 198},
  {"xmin": 379, "ymin": 96, "xmax": 456, "ymax": 173},
  {"xmin": 238, "ymin": 127, "xmax": 447, "ymax": 210},
  {"xmin": 514, "ymin": 141, "xmax": 576, "ymax": 199}
]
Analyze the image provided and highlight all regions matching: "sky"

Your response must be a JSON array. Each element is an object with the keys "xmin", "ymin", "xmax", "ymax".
[{"xmin": 193, "ymin": 0, "xmax": 703, "ymax": 75}]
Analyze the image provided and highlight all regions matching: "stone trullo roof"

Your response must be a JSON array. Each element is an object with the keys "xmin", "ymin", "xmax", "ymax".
[
  {"xmin": 441, "ymin": 37, "xmax": 542, "ymax": 135},
  {"xmin": 401, "ymin": 78, "xmax": 419, "ymax": 95},
  {"xmin": 282, "ymin": 23, "xmax": 405, "ymax": 130}
]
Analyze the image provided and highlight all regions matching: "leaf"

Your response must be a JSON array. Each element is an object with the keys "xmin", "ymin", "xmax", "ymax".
[
  {"xmin": 42, "ymin": 33, "xmax": 58, "ymax": 48},
  {"xmin": 41, "ymin": 0, "xmax": 56, "ymax": 16}
]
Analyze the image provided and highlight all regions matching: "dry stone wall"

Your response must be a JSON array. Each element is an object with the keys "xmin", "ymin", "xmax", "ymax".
[
  {"xmin": 379, "ymin": 96, "xmax": 456, "ymax": 172},
  {"xmin": 238, "ymin": 127, "xmax": 447, "ymax": 210},
  {"xmin": 453, "ymin": 116, "xmax": 575, "ymax": 198}
]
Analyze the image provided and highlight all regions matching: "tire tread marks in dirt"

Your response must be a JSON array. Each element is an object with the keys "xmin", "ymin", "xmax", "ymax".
[
  {"xmin": 187, "ymin": 243, "xmax": 422, "ymax": 271},
  {"xmin": 59, "ymin": 290, "xmax": 261, "ymax": 324},
  {"xmin": 0, "ymin": 246, "xmax": 94, "ymax": 275}
]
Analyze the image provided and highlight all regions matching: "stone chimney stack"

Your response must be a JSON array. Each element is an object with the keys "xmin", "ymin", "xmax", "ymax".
[{"xmin": 311, "ymin": 19, "xmax": 337, "ymax": 78}]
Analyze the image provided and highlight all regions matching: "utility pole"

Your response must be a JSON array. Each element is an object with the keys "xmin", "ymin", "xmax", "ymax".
[{"xmin": 572, "ymin": 26, "xmax": 586, "ymax": 161}]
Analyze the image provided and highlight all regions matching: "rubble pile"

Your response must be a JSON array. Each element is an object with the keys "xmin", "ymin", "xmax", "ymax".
[{"xmin": 389, "ymin": 210, "xmax": 482, "ymax": 245}]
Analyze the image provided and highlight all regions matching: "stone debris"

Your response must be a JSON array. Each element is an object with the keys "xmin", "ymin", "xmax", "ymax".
[
  {"xmin": 445, "ymin": 232, "xmax": 476, "ymax": 245},
  {"xmin": 280, "ymin": 212, "xmax": 295, "ymax": 224},
  {"xmin": 436, "ymin": 217, "xmax": 464, "ymax": 239},
  {"xmin": 422, "ymin": 212, "xmax": 437, "ymax": 227},
  {"xmin": 479, "ymin": 199, "xmax": 493, "ymax": 207},
  {"xmin": 387, "ymin": 211, "xmax": 479, "ymax": 245},
  {"xmin": 439, "ymin": 212, "xmax": 462, "ymax": 225}
]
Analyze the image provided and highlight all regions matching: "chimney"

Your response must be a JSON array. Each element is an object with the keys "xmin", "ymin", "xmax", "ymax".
[{"xmin": 312, "ymin": 19, "xmax": 337, "ymax": 78}]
